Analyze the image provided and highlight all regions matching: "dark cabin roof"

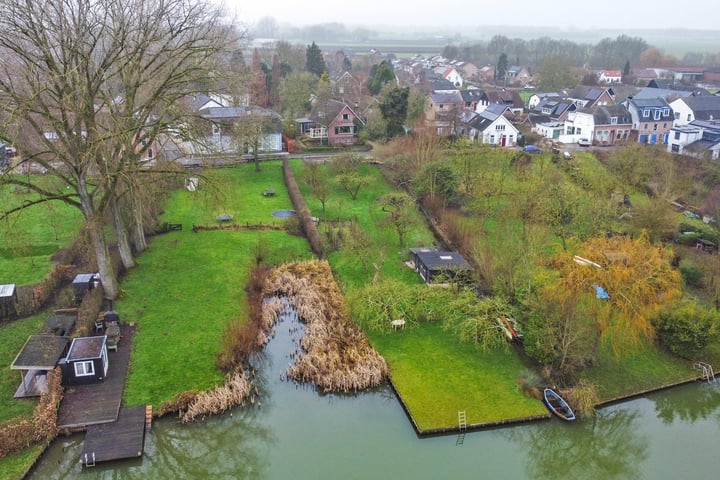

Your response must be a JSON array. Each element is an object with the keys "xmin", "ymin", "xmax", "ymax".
[
  {"xmin": 67, "ymin": 336, "xmax": 107, "ymax": 361},
  {"xmin": 411, "ymin": 248, "xmax": 472, "ymax": 271},
  {"xmin": 11, "ymin": 335, "xmax": 70, "ymax": 370},
  {"xmin": 460, "ymin": 89, "xmax": 486, "ymax": 104}
]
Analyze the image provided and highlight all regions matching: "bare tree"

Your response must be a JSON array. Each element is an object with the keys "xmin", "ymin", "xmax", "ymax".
[{"xmin": 0, "ymin": 0, "xmax": 233, "ymax": 299}]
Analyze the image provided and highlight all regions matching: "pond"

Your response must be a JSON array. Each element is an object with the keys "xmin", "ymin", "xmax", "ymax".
[{"xmin": 27, "ymin": 306, "xmax": 720, "ymax": 479}]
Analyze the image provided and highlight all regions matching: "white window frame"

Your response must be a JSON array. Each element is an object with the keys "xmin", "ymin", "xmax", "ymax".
[
  {"xmin": 643, "ymin": 109, "xmax": 650, "ymax": 117},
  {"xmin": 654, "ymin": 109, "xmax": 661, "ymax": 120},
  {"xmin": 610, "ymin": 117, "xmax": 617, "ymax": 124},
  {"xmin": 74, "ymin": 360, "xmax": 95, "ymax": 377}
]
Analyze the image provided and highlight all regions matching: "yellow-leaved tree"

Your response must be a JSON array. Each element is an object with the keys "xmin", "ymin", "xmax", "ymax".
[{"xmin": 562, "ymin": 231, "xmax": 682, "ymax": 355}]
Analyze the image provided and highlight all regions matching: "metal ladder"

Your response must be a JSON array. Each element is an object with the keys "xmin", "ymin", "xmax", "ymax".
[
  {"xmin": 694, "ymin": 362, "xmax": 716, "ymax": 383},
  {"xmin": 84, "ymin": 452, "xmax": 96, "ymax": 467},
  {"xmin": 456, "ymin": 411, "xmax": 467, "ymax": 446}
]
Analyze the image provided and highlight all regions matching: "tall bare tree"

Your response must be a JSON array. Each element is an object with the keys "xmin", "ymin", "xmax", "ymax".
[{"xmin": 0, "ymin": 0, "xmax": 233, "ymax": 299}]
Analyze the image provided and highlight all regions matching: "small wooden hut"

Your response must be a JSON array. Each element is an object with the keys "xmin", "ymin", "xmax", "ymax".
[{"xmin": 59, "ymin": 336, "xmax": 109, "ymax": 386}]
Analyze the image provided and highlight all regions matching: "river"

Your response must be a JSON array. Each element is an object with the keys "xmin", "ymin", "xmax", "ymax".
[{"xmin": 27, "ymin": 307, "xmax": 720, "ymax": 479}]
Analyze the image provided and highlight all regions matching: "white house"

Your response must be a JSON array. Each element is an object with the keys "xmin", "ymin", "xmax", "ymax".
[
  {"xmin": 563, "ymin": 109, "xmax": 596, "ymax": 143},
  {"xmin": 599, "ymin": 70, "xmax": 622, "ymax": 84},
  {"xmin": 433, "ymin": 66, "xmax": 464, "ymax": 88},
  {"xmin": 459, "ymin": 107, "xmax": 519, "ymax": 147},
  {"xmin": 669, "ymin": 95, "xmax": 720, "ymax": 127},
  {"xmin": 668, "ymin": 120, "xmax": 720, "ymax": 160}
]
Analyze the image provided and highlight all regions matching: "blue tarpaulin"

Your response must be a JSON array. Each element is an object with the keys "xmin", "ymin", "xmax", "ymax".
[{"xmin": 593, "ymin": 285, "xmax": 609, "ymax": 299}]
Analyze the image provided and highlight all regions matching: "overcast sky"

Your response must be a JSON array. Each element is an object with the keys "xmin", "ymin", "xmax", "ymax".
[{"xmin": 228, "ymin": 0, "xmax": 720, "ymax": 31}]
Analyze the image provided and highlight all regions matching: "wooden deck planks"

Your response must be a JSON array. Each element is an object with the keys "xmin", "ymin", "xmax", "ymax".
[
  {"xmin": 57, "ymin": 325, "xmax": 134, "ymax": 430},
  {"xmin": 80, "ymin": 406, "xmax": 147, "ymax": 465}
]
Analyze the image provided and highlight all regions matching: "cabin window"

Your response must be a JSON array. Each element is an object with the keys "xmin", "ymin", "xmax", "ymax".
[
  {"xmin": 75, "ymin": 361, "xmax": 95, "ymax": 377},
  {"xmin": 654, "ymin": 110, "xmax": 661, "ymax": 120},
  {"xmin": 342, "ymin": 113, "xmax": 350, "ymax": 120},
  {"xmin": 663, "ymin": 108, "xmax": 670, "ymax": 116},
  {"xmin": 147, "ymin": 148, "xmax": 153, "ymax": 159},
  {"xmin": 611, "ymin": 117, "xmax": 617, "ymax": 124},
  {"xmin": 643, "ymin": 109, "xmax": 650, "ymax": 117},
  {"xmin": 687, "ymin": 114, "xmax": 692, "ymax": 121},
  {"xmin": 495, "ymin": 124, "xmax": 505, "ymax": 131}
]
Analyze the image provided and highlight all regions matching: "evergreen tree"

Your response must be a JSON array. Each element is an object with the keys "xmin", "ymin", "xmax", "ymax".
[
  {"xmin": 623, "ymin": 60, "xmax": 631, "ymax": 76},
  {"xmin": 269, "ymin": 54, "xmax": 281, "ymax": 108},
  {"xmin": 369, "ymin": 60, "xmax": 395, "ymax": 95},
  {"xmin": 306, "ymin": 41, "xmax": 327, "ymax": 77},
  {"xmin": 495, "ymin": 53, "xmax": 509, "ymax": 84},
  {"xmin": 379, "ymin": 86, "xmax": 409, "ymax": 138}
]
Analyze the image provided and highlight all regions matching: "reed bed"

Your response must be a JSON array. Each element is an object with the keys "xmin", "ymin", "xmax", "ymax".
[
  {"xmin": 262, "ymin": 260, "xmax": 388, "ymax": 393},
  {"xmin": 177, "ymin": 371, "xmax": 256, "ymax": 423}
]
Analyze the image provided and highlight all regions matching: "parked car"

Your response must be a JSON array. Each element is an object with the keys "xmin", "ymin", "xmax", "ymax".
[
  {"xmin": 523, "ymin": 145, "xmax": 542, "ymax": 154},
  {"xmin": 577, "ymin": 138, "xmax": 591, "ymax": 147}
]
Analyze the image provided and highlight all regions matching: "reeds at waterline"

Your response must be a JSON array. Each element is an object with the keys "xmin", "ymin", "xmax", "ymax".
[
  {"xmin": 177, "ymin": 371, "xmax": 255, "ymax": 423},
  {"xmin": 263, "ymin": 260, "xmax": 389, "ymax": 393}
]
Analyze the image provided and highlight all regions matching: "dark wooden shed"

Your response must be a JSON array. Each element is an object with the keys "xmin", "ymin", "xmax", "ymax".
[
  {"xmin": 59, "ymin": 336, "xmax": 109, "ymax": 386},
  {"xmin": 10, "ymin": 335, "xmax": 70, "ymax": 397},
  {"xmin": 72, "ymin": 273, "xmax": 98, "ymax": 302},
  {"xmin": 410, "ymin": 248, "xmax": 473, "ymax": 284},
  {"xmin": 0, "ymin": 283, "xmax": 18, "ymax": 319}
]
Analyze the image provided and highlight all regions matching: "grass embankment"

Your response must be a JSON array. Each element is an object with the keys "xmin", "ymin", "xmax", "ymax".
[
  {"xmin": 291, "ymin": 159, "xmax": 548, "ymax": 430},
  {"xmin": 120, "ymin": 162, "xmax": 314, "ymax": 409},
  {"xmin": 0, "ymin": 177, "xmax": 83, "ymax": 285},
  {"xmin": 0, "ymin": 315, "xmax": 45, "ymax": 425}
]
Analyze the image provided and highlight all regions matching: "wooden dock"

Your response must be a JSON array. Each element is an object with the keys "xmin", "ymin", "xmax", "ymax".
[
  {"xmin": 57, "ymin": 325, "xmax": 134, "ymax": 430},
  {"xmin": 79, "ymin": 406, "xmax": 147, "ymax": 466}
]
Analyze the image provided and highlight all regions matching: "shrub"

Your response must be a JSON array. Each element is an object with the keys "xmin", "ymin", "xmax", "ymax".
[
  {"xmin": 653, "ymin": 301, "xmax": 720, "ymax": 359},
  {"xmin": 680, "ymin": 264, "xmax": 704, "ymax": 289}
]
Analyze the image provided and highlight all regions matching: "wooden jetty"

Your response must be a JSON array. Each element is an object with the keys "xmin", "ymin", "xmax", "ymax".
[{"xmin": 80, "ymin": 406, "xmax": 147, "ymax": 467}]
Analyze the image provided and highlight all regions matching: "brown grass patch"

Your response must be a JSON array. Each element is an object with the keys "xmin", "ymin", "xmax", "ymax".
[{"xmin": 262, "ymin": 260, "xmax": 388, "ymax": 393}]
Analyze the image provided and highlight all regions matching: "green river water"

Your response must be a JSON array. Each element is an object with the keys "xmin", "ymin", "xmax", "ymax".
[{"xmin": 27, "ymin": 308, "xmax": 720, "ymax": 479}]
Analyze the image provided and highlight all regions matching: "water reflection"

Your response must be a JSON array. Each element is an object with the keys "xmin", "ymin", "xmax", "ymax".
[
  {"xmin": 25, "ymin": 305, "xmax": 720, "ymax": 479},
  {"xmin": 650, "ymin": 383, "xmax": 720, "ymax": 425},
  {"xmin": 508, "ymin": 408, "xmax": 646, "ymax": 479}
]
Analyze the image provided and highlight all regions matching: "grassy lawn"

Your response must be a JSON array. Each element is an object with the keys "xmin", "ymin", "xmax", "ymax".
[
  {"xmin": 0, "ymin": 314, "xmax": 46, "ymax": 425},
  {"xmin": 292, "ymin": 158, "xmax": 548, "ymax": 429},
  {"xmin": 371, "ymin": 322, "xmax": 546, "ymax": 430},
  {"xmin": 0, "ymin": 177, "xmax": 84, "ymax": 285},
  {"xmin": 120, "ymin": 161, "xmax": 314, "ymax": 409},
  {"xmin": 0, "ymin": 445, "xmax": 44, "ymax": 480},
  {"xmin": 581, "ymin": 340, "xmax": 696, "ymax": 401}
]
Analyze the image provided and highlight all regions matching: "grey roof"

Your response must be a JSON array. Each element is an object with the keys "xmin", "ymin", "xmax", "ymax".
[
  {"xmin": 567, "ymin": 86, "xmax": 614, "ymax": 105},
  {"xmin": 412, "ymin": 249, "xmax": 472, "ymax": 271},
  {"xmin": 460, "ymin": 89, "xmax": 486, "ymax": 103},
  {"xmin": 532, "ymin": 97, "xmax": 576, "ymax": 118},
  {"xmin": 430, "ymin": 92, "xmax": 463, "ymax": 104},
  {"xmin": 484, "ymin": 103, "xmax": 512, "ymax": 116},
  {"xmin": 201, "ymin": 106, "xmax": 280, "ymax": 121},
  {"xmin": 591, "ymin": 104, "xmax": 632, "ymax": 125},
  {"xmin": 67, "ymin": 336, "xmax": 106, "ymax": 361},
  {"xmin": 11, "ymin": 335, "xmax": 70, "ymax": 370},
  {"xmin": 680, "ymin": 95, "xmax": 720, "ymax": 120}
]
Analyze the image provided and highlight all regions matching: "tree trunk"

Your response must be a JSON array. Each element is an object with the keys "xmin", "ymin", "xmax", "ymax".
[
  {"xmin": 111, "ymin": 195, "xmax": 136, "ymax": 270},
  {"xmin": 87, "ymin": 218, "xmax": 120, "ymax": 300},
  {"xmin": 131, "ymin": 197, "xmax": 148, "ymax": 253}
]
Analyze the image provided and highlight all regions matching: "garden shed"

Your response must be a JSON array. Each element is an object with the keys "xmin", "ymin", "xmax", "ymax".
[
  {"xmin": 59, "ymin": 336, "xmax": 109, "ymax": 386},
  {"xmin": 410, "ymin": 248, "xmax": 473, "ymax": 284},
  {"xmin": 72, "ymin": 273, "xmax": 98, "ymax": 302},
  {"xmin": 0, "ymin": 283, "xmax": 18, "ymax": 318},
  {"xmin": 10, "ymin": 335, "xmax": 70, "ymax": 398}
]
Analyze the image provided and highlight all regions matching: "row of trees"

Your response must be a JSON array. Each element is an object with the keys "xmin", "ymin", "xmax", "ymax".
[{"xmin": 0, "ymin": 0, "xmax": 235, "ymax": 299}]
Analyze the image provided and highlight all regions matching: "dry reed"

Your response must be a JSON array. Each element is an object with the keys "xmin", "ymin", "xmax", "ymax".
[
  {"xmin": 177, "ymin": 371, "xmax": 255, "ymax": 423},
  {"xmin": 262, "ymin": 260, "xmax": 388, "ymax": 393}
]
